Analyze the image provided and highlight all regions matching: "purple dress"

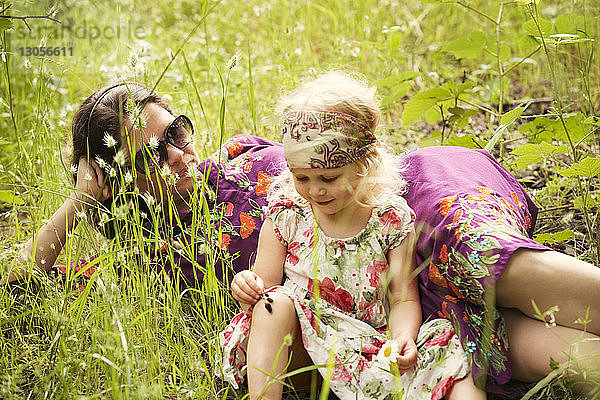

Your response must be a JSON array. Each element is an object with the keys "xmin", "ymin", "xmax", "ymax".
[
  {"xmin": 400, "ymin": 146, "xmax": 549, "ymax": 395},
  {"xmin": 166, "ymin": 134, "xmax": 285, "ymax": 284}
]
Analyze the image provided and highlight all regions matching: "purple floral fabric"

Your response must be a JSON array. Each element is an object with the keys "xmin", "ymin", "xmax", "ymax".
[
  {"xmin": 400, "ymin": 146, "xmax": 549, "ymax": 396},
  {"xmin": 166, "ymin": 134, "xmax": 285, "ymax": 284}
]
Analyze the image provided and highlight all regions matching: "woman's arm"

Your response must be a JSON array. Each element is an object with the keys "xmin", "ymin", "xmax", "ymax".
[
  {"xmin": 386, "ymin": 228, "xmax": 421, "ymax": 372},
  {"xmin": 3, "ymin": 158, "xmax": 110, "ymax": 283},
  {"xmin": 231, "ymin": 218, "xmax": 287, "ymax": 310}
]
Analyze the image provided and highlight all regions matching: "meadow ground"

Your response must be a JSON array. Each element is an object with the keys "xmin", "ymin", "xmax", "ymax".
[{"xmin": 0, "ymin": 0, "xmax": 599, "ymax": 398}]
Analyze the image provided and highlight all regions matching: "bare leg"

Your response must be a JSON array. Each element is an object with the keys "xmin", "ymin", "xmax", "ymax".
[
  {"xmin": 500, "ymin": 308, "xmax": 600, "ymax": 393},
  {"xmin": 246, "ymin": 293, "xmax": 312, "ymax": 400},
  {"xmin": 446, "ymin": 373, "xmax": 487, "ymax": 400},
  {"xmin": 497, "ymin": 249, "xmax": 600, "ymax": 335}
]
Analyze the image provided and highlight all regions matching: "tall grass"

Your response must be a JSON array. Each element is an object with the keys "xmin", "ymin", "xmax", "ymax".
[{"xmin": 0, "ymin": 0, "xmax": 599, "ymax": 398}]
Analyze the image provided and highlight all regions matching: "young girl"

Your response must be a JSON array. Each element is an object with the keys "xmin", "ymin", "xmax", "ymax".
[{"xmin": 219, "ymin": 72, "xmax": 485, "ymax": 400}]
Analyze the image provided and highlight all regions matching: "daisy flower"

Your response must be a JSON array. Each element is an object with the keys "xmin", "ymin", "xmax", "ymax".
[
  {"xmin": 69, "ymin": 164, "xmax": 78, "ymax": 174},
  {"xmin": 375, "ymin": 339, "xmax": 400, "ymax": 369}
]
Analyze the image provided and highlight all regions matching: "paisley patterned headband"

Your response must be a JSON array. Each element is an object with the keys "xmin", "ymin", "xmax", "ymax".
[{"xmin": 280, "ymin": 110, "xmax": 377, "ymax": 169}]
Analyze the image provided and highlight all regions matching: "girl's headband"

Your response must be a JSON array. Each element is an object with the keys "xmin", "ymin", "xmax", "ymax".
[{"xmin": 281, "ymin": 110, "xmax": 377, "ymax": 169}]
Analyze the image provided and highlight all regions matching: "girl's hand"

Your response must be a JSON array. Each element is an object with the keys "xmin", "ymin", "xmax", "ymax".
[
  {"xmin": 74, "ymin": 157, "xmax": 112, "ymax": 202},
  {"xmin": 231, "ymin": 270, "xmax": 265, "ymax": 306},
  {"xmin": 394, "ymin": 336, "xmax": 418, "ymax": 374}
]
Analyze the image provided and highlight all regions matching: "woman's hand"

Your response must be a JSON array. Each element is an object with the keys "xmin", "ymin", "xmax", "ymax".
[
  {"xmin": 231, "ymin": 270, "xmax": 265, "ymax": 306},
  {"xmin": 394, "ymin": 336, "xmax": 418, "ymax": 374},
  {"xmin": 74, "ymin": 157, "xmax": 111, "ymax": 203}
]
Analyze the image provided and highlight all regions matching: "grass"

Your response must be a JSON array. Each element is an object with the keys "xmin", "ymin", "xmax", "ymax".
[{"xmin": 0, "ymin": 0, "xmax": 599, "ymax": 398}]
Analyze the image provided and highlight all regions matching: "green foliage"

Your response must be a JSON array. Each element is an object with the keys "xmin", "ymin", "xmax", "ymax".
[
  {"xmin": 0, "ymin": 0, "xmax": 598, "ymax": 398},
  {"xmin": 534, "ymin": 228, "xmax": 575, "ymax": 245},
  {"xmin": 444, "ymin": 31, "xmax": 486, "ymax": 59},
  {"xmin": 511, "ymin": 142, "xmax": 569, "ymax": 169},
  {"xmin": 0, "ymin": 18, "xmax": 12, "ymax": 33},
  {"xmin": 559, "ymin": 157, "xmax": 600, "ymax": 178}
]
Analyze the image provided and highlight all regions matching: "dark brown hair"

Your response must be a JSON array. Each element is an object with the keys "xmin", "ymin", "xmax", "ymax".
[{"xmin": 71, "ymin": 82, "xmax": 172, "ymax": 184}]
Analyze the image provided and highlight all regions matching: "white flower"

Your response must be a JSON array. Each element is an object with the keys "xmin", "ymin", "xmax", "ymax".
[
  {"xmin": 69, "ymin": 164, "xmax": 78, "ymax": 174},
  {"xmin": 127, "ymin": 51, "xmax": 139, "ymax": 68},
  {"xmin": 114, "ymin": 204, "xmax": 129, "ymax": 220},
  {"xmin": 40, "ymin": 259, "xmax": 46, "ymax": 265},
  {"xmin": 114, "ymin": 148, "xmax": 127, "ymax": 166},
  {"xmin": 84, "ymin": 172, "xmax": 92, "ymax": 181},
  {"xmin": 95, "ymin": 156, "xmax": 106, "ymax": 169},
  {"xmin": 125, "ymin": 98, "xmax": 137, "ymax": 115},
  {"xmin": 103, "ymin": 132, "xmax": 117, "ymax": 148},
  {"xmin": 124, "ymin": 171, "xmax": 133, "ymax": 185},
  {"xmin": 147, "ymin": 135, "xmax": 160, "ymax": 150},
  {"xmin": 225, "ymin": 50, "xmax": 242, "ymax": 70},
  {"xmin": 76, "ymin": 210, "xmax": 87, "ymax": 220},
  {"xmin": 142, "ymin": 192, "xmax": 155, "ymax": 206},
  {"xmin": 375, "ymin": 339, "xmax": 400, "ymax": 368},
  {"xmin": 108, "ymin": 166, "xmax": 117, "ymax": 178},
  {"xmin": 168, "ymin": 173, "xmax": 180, "ymax": 186}
]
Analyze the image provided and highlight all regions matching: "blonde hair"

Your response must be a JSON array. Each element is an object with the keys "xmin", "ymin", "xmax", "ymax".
[{"xmin": 272, "ymin": 70, "xmax": 407, "ymax": 207}]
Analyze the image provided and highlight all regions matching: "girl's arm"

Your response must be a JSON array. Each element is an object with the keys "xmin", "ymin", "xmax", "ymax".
[
  {"xmin": 231, "ymin": 218, "xmax": 287, "ymax": 310},
  {"xmin": 386, "ymin": 228, "xmax": 421, "ymax": 372},
  {"xmin": 3, "ymin": 158, "xmax": 110, "ymax": 283}
]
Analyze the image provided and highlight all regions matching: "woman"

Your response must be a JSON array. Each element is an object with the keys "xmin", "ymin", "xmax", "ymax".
[
  {"xmin": 8, "ymin": 80, "xmax": 600, "ymax": 396},
  {"xmin": 7, "ymin": 82, "xmax": 284, "ymax": 285}
]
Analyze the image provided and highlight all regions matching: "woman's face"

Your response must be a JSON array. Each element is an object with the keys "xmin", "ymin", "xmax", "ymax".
[{"xmin": 128, "ymin": 102, "xmax": 200, "ymax": 210}]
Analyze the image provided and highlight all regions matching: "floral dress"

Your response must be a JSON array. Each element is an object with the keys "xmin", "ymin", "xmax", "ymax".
[
  {"xmin": 401, "ymin": 146, "xmax": 550, "ymax": 397},
  {"xmin": 219, "ymin": 194, "xmax": 470, "ymax": 400}
]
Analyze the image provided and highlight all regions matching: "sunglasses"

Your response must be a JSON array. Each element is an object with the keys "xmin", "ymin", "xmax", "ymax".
[{"xmin": 134, "ymin": 114, "xmax": 193, "ymax": 174}]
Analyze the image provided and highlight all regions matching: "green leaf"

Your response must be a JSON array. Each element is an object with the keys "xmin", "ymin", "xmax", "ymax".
[
  {"xmin": 519, "ymin": 116, "xmax": 554, "ymax": 143},
  {"xmin": 500, "ymin": 106, "xmax": 524, "ymax": 125},
  {"xmin": 534, "ymin": 229, "xmax": 575, "ymax": 245},
  {"xmin": 402, "ymin": 87, "xmax": 452, "ymax": 126},
  {"xmin": 511, "ymin": 142, "xmax": 569, "ymax": 169},
  {"xmin": 559, "ymin": 157, "xmax": 600, "ymax": 178},
  {"xmin": 523, "ymin": 18, "xmax": 553, "ymax": 37},
  {"xmin": 0, "ymin": 190, "xmax": 24, "ymax": 205},
  {"xmin": 445, "ymin": 31, "xmax": 486, "ymax": 59},
  {"xmin": 0, "ymin": 18, "xmax": 13, "ymax": 33},
  {"xmin": 448, "ymin": 107, "xmax": 477, "ymax": 129},
  {"xmin": 556, "ymin": 113, "xmax": 587, "ymax": 143},
  {"xmin": 485, "ymin": 106, "xmax": 525, "ymax": 152},
  {"xmin": 554, "ymin": 13, "xmax": 586, "ymax": 35},
  {"xmin": 445, "ymin": 134, "xmax": 484, "ymax": 149}
]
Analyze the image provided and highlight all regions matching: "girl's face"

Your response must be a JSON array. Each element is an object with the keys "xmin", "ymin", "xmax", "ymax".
[
  {"xmin": 290, "ymin": 164, "xmax": 361, "ymax": 218},
  {"xmin": 128, "ymin": 102, "xmax": 200, "ymax": 210}
]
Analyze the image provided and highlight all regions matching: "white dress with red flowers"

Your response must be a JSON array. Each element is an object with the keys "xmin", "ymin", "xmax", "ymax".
[{"xmin": 219, "ymin": 194, "xmax": 469, "ymax": 399}]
